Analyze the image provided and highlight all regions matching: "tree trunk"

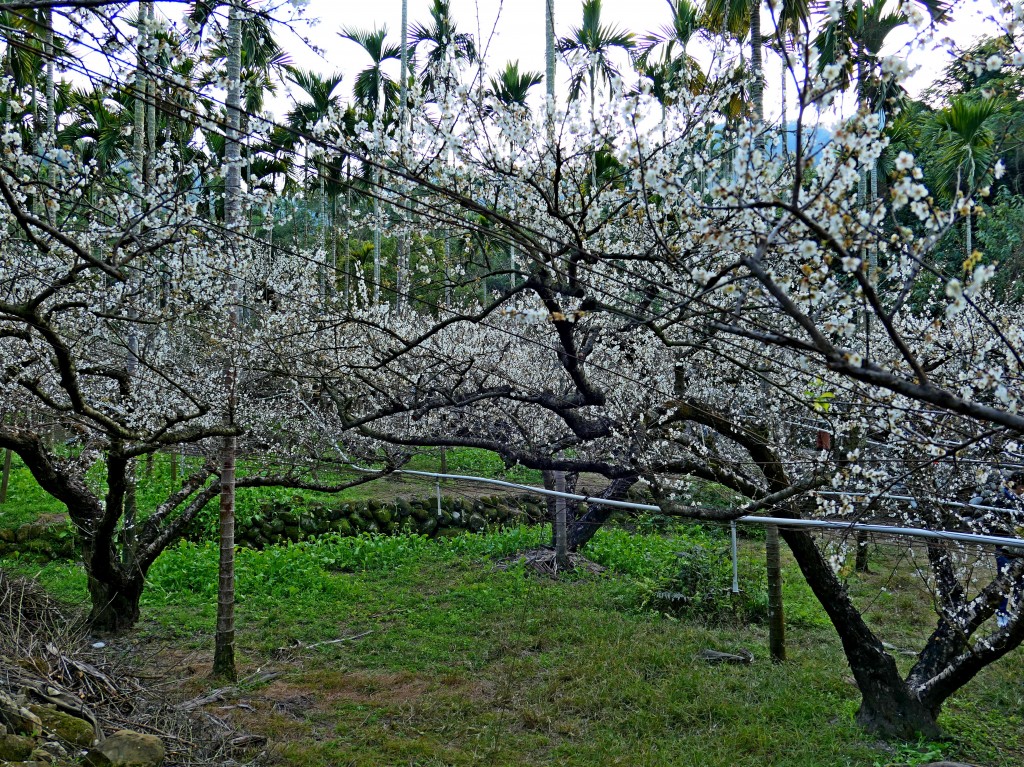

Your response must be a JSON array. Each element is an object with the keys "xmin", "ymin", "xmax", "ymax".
[
  {"xmin": 396, "ymin": 0, "xmax": 409, "ymax": 311},
  {"xmin": 855, "ymin": 531, "xmax": 871, "ymax": 573},
  {"xmin": 965, "ymin": 206, "xmax": 972, "ymax": 260},
  {"xmin": 779, "ymin": 524, "xmax": 940, "ymax": 738},
  {"xmin": 545, "ymin": 0, "xmax": 556, "ymax": 145},
  {"xmin": 766, "ymin": 523, "xmax": 786, "ymax": 662},
  {"xmin": 213, "ymin": 433, "xmax": 237, "ymax": 679},
  {"xmin": 145, "ymin": 2, "xmax": 156, "ymax": 187},
  {"xmin": 133, "ymin": 2, "xmax": 146, "ymax": 182},
  {"xmin": 0, "ymin": 448, "xmax": 11, "ymax": 504},
  {"xmin": 86, "ymin": 572, "xmax": 144, "ymax": 634},
  {"xmin": 590, "ymin": 62, "xmax": 597, "ymax": 190},
  {"xmin": 213, "ymin": 0, "xmax": 243, "ymax": 682},
  {"xmin": 553, "ymin": 470, "xmax": 568, "ymax": 570},
  {"xmin": 565, "ymin": 476, "xmax": 635, "ymax": 551},
  {"xmin": 779, "ymin": 36, "xmax": 787, "ymax": 156},
  {"xmin": 749, "ymin": 0, "xmax": 763, "ymax": 141},
  {"xmin": 44, "ymin": 7, "xmax": 54, "ymax": 139},
  {"xmin": 545, "ymin": 0, "xmax": 556, "ymax": 104}
]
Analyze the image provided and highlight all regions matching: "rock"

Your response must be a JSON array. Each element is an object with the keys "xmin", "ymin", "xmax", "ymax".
[
  {"xmin": 0, "ymin": 692, "xmax": 43, "ymax": 736},
  {"xmin": 330, "ymin": 518, "xmax": 352, "ymax": 536},
  {"xmin": 31, "ymin": 744, "xmax": 58, "ymax": 762},
  {"xmin": 0, "ymin": 734, "xmax": 36, "ymax": 761},
  {"xmin": 696, "ymin": 648, "xmax": 754, "ymax": 665},
  {"xmin": 83, "ymin": 730, "xmax": 164, "ymax": 767},
  {"xmin": 467, "ymin": 513, "xmax": 487, "ymax": 532},
  {"xmin": 27, "ymin": 704, "xmax": 96, "ymax": 748}
]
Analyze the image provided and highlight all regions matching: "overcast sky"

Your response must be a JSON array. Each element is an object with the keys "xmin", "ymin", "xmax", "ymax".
[
  {"xmin": 267, "ymin": 0, "xmax": 1001, "ymax": 122},
  {"xmin": 163, "ymin": 0, "xmax": 999, "ymax": 125}
]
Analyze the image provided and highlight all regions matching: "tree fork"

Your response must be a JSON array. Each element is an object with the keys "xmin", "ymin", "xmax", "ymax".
[{"xmin": 778, "ymin": 523, "xmax": 939, "ymax": 738}]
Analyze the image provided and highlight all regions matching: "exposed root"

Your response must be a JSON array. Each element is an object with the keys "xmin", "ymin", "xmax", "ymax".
[{"xmin": 496, "ymin": 546, "xmax": 606, "ymax": 576}]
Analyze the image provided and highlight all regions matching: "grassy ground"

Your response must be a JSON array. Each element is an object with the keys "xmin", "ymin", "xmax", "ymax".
[
  {"xmin": 9, "ymin": 523, "xmax": 1024, "ymax": 767},
  {"xmin": 0, "ymin": 448, "xmax": 545, "ymax": 533}
]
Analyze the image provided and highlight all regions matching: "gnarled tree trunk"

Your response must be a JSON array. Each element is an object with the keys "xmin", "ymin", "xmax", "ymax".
[{"xmin": 780, "ymin": 524, "xmax": 941, "ymax": 738}]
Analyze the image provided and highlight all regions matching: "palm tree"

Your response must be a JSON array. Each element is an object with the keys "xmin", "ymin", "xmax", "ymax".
[
  {"xmin": 213, "ymin": 0, "xmax": 243, "ymax": 683},
  {"xmin": 558, "ymin": 0, "xmax": 635, "ymax": 121},
  {"xmin": 411, "ymin": 1, "xmax": 478, "ymax": 308},
  {"xmin": 487, "ymin": 61, "xmax": 543, "ymax": 108},
  {"xmin": 768, "ymin": 0, "xmax": 811, "ymax": 155},
  {"xmin": 59, "ymin": 88, "xmax": 132, "ymax": 177},
  {"xmin": 923, "ymin": 95, "xmax": 1005, "ymax": 261},
  {"xmin": 704, "ymin": 0, "xmax": 766, "ymax": 132},
  {"xmin": 634, "ymin": 0, "xmax": 703, "ymax": 90},
  {"xmin": 558, "ymin": 0, "xmax": 634, "ymax": 188},
  {"xmin": 133, "ymin": 2, "xmax": 150, "ymax": 184},
  {"xmin": 816, "ymin": 0, "xmax": 949, "ymax": 266},
  {"xmin": 816, "ymin": 0, "xmax": 948, "ymax": 112},
  {"xmin": 286, "ymin": 68, "xmax": 345, "ymax": 294},
  {"xmin": 341, "ymin": 26, "xmax": 402, "ymax": 303},
  {"xmin": 411, "ymin": 0, "xmax": 477, "ymax": 99},
  {"xmin": 633, "ymin": 0, "xmax": 706, "ymax": 138},
  {"xmin": 487, "ymin": 62, "xmax": 543, "ymax": 289},
  {"xmin": 341, "ymin": 26, "xmax": 401, "ymax": 119},
  {"xmin": 545, "ymin": 0, "xmax": 556, "ymax": 109}
]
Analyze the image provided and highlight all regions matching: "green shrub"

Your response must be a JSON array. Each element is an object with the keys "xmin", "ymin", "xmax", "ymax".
[{"xmin": 584, "ymin": 526, "xmax": 766, "ymax": 622}]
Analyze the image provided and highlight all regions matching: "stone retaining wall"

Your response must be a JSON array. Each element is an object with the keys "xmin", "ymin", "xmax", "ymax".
[
  {"xmin": 235, "ymin": 493, "xmax": 548, "ymax": 548},
  {"xmin": 0, "ymin": 515, "xmax": 75, "ymax": 560},
  {"xmin": 0, "ymin": 494, "xmax": 553, "ymax": 561}
]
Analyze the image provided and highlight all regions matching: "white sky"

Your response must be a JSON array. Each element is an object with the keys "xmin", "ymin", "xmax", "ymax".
[{"xmin": 266, "ymin": 0, "xmax": 1001, "ymax": 123}]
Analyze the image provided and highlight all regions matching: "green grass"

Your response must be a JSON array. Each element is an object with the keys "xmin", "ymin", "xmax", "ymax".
[
  {"xmin": 4, "ymin": 457, "xmax": 1022, "ymax": 765},
  {"xmin": 0, "ymin": 453, "xmax": 65, "ymax": 527},
  {"xmin": 404, "ymin": 446, "xmax": 544, "ymax": 484},
  {"xmin": 10, "ymin": 526, "xmax": 1024, "ymax": 767},
  {"xmin": 0, "ymin": 446, "xmax": 544, "ymax": 536}
]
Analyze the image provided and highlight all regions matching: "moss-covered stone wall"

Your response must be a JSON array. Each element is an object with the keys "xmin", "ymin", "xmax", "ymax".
[{"xmin": 235, "ymin": 494, "xmax": 548, "ymax": 548}]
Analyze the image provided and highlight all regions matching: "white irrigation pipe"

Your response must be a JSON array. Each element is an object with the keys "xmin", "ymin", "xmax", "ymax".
[
  {"xmin": 743, "ymin": 517, "xmax": 1024, "ymax": 549},
  {"xmin": 815, "ymin": 490, "xmax": 1016, "ymax": 515},
  {"xmin": 730, "ymin": 521, "xmax": 740, "ymax": 593},
  {"xmin": 393, "ymin": 469, "xmax": 1024, "ymax": 549},
  {"xmin": 297, "ymin": 401, "xmax": 1024, "ymax": 549},
  {"xmin": 397, "ymin": 469, "xmax": 661, "ymax": 510}
]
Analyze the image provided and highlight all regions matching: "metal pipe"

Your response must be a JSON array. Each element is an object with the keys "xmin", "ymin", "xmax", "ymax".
[
  {"xmin": 730, "ymin": 520, "xmax": 739, "ymax": 594},
  {"xmin": 815, "ymin": 490, "xmax": 1016, "ymax": 515},
  {"xmin": 393, "ymin": 469, "xmax": 1024, "ymax": 548},
  {"xmin": 397, "ymin": 469, "xmax": 662, "ymax": 511},
  {"xmin": 739, "ymin": 516, "xmax": 1024, "ymax": 548}
]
